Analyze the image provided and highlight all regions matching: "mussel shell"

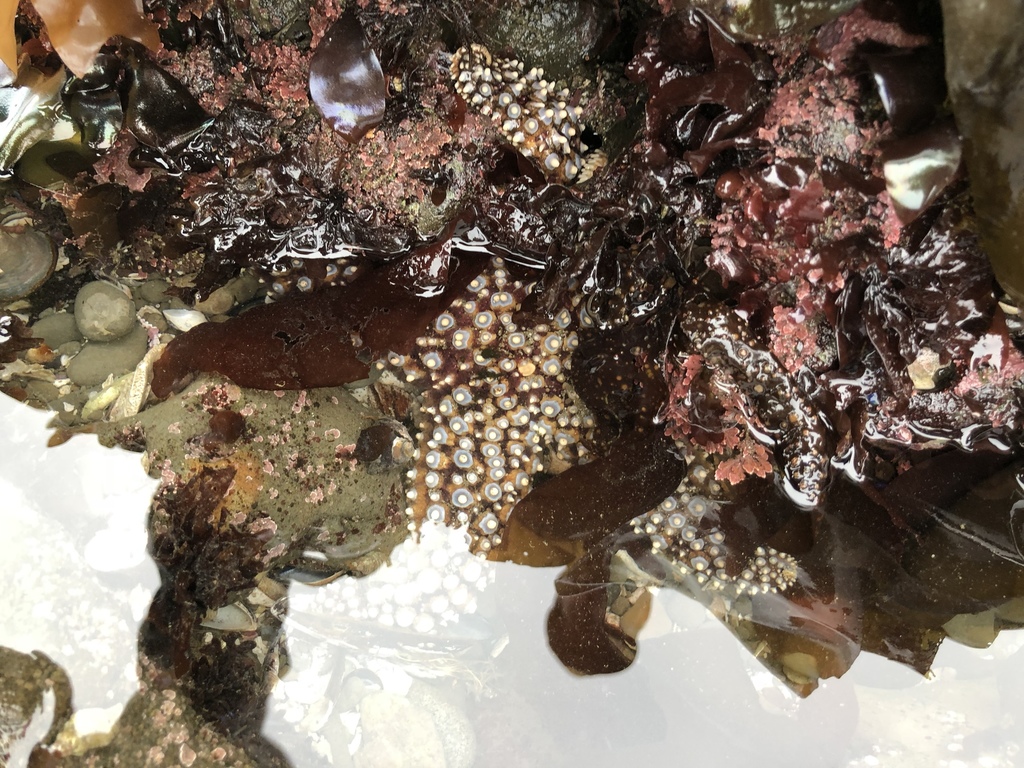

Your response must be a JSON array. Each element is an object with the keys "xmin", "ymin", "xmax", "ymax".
[{"xmin": 63, "ymin": 54, "xmax": 125, "ymax": 151}]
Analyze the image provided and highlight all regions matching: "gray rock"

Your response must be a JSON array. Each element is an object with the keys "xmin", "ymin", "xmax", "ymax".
[
  {"xmin": 193, "ymin": 284, "xmax": 235, "ymax": 316},
  {"xmin": 97, "ymin": 374, "xmax": 410, "ymax": 574},
  {"xmin": 135, "ymin": 278, "xmax": 171, "ymax": 304},
  {"xmin": 194, "ymin": 273, "xmax": 263, "ymax": 315},
  {"xmin": 56, "ymin": 340, "xmax": 82, "ymax": 358},
  {"xmin": 74, "ymin": 281, "xmax": 137, "ymax": 341},
  {"xmin": 229, "ymin": 272, "xmax": 262, "ymax": 304},
  {"xmin": 31, "ymin": 311, "xmax": 81, "ymax": 348},
  {"xmin": 59, "ymin": 682, "xmax": 260, "ymax": 767},
  {"xmin": 66, "ymin": 324, "xmax": 148, "ymax": 387},
  {"xmin": 138, "ymin": 305, "xmax": 168, "ymax": 332}
]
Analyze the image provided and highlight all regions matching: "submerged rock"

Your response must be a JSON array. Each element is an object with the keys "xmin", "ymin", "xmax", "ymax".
[
  {"xmin": 943, "ymin": 0, "xmax": 1024, "ymax": 304},
  {"xmin": 0, "ymin": 648, "xmax": 73, "ymax": 762},
  {"xmin": 73, "ymin": 281, "xmax": 136, "ymax": 341},
  {"xmin": 55, "ymin": 678, "xmax": 264, "ymax": 767},
  {"xmin": 99, "ymin": 374, "xmax": 410, "ymax": 577},
  {"xmin": 31, "ymin": 311, "xmax": 80, "ymax": 348},
  {"xmin": 66, "ymin": 323, "xmax": 148, "ymax": 386}
]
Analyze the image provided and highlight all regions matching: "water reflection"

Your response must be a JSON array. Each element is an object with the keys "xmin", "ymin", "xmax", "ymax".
[
  {"xmin": 0, "ymin": 393, "xmax": 159, "ymax": 759},
  {"xmin": 3, "ymin": 387, "xmax": 1024, "ymax": 766}
]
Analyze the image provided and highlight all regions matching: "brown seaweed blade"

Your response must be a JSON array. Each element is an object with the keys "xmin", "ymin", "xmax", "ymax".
[
  {"xmin": 151, "ymin": 240, "xmax": 490, "ymax": 397},
  {"xmin": 506, "ymin": 428, "xmax": 685, "ymax": 547}
]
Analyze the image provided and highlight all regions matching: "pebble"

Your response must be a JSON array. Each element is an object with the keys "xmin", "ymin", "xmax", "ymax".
[
  {"xmin": 56, "ymin": 340, "xmax": 82, "ymax": 359},
  {"xmin": 781, "ymin": 651, "xmax": 820, "ymax": 686},
  {"xmin": 907, "ymin": 347, "xmax": 948, "ymax": 391},
  {"xmin": 31, "ymin": 311, "xmax": 81, "ymax": 348},
  {"xmin": 229, "ymin": 272, "xmax": 262, "ymax": 304},
  {"xmin": 138, "ymin": 305, "xmax": 168, "ymax": 332},
  {"xmin": 135, "ymin": 279, "xmax": 171, "ymax": 304},
  {"xmin": 74, "ymin": 282, "xmax": 137, "ymax": 341},
  {"xmin": 193, "ymin": 285, "xmax": 235, "ymax": 316},
  {"xmin": 67, "ymin": 324, "xmax": 149, "ymax": 387},
  {"xmin": 24, "ymin": 379, "xmax": 59, "ymax": 404},
  {"xmin": 194, "ymin": 273, "xmax": 262, "ymax": 315},
  {"xmin": 943, "ymin": 609, "xmax": 999, "ymax": 648}
]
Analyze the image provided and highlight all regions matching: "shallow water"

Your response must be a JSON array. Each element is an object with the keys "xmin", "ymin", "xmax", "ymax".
[{"xmin": 3, "ymin": 392, "xmax": 1023, "ymax": 768}]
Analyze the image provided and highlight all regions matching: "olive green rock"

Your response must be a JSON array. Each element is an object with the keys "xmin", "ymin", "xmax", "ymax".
[{"xmin": 943, "ymin": 0, "xmax": 1024, "ymax": 303}]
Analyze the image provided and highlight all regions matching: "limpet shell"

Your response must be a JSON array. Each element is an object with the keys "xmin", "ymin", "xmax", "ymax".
[{"xmin": 0, "ymin": 227, "xmax": 57, "ymax": 301}]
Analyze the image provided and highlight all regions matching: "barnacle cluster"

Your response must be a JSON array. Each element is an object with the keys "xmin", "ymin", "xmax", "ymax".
[
  {"xmin": 633, "ymin": 490, "xmax": 799, "ymax": 596},
  {"xmin": 394, "ymin": 258, "xmax": 595, "ymax": 552}
]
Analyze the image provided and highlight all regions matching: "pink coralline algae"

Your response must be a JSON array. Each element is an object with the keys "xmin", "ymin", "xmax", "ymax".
[
  {"xmin": 669, "ymin": 305, "xmax": 834, "ymax": 508},
  {"xmin": 663, "ymin": 352, "xmax": 776, "ymax": 487}
]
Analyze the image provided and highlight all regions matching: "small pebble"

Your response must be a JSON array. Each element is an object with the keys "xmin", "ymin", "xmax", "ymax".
[
  {"xmin": 229, "ymin": 272, "xmax": 262, "ymax": 305},
  {"xmin": 138, "ymin": 306, "xmax": 168, "ymax": 332},
  {"xmin": 67, "ymin": 324, "xmax": 149, "ymax": 387},
  {"xmin": 943, "ymin": 609, "xmax": 999, "ymax": 648},
  {"xmin": 24, "ymin": 379, "xmax": 59, "ymax": 404},
  {"xmin": 782, "ymin": 651, "xmax": 820, "ymax": 686},
  {"xmin": 75, "ymin": 282, "xmax": 136, "ymax": 341},
  {"xmin": 31, "ymin": 312, "xmax": 82, "ymax": 348},
  {"xmin": 135, "ymin": 279, "xmax": 171, "ymax": 304},
  {"xmin": 56, "ymin": 340, "xmax": 82, "ymax": 359},
  {"xmin": 194, "ymin": 273, "xmax": 263, "ymax": 315},
  {"xmin": 194, "ymin": 285, "xmax": 236, "ymax": 316},
  {"xmin": 907, "ymin": 347, "xmax": 949, "ymax": 391}
]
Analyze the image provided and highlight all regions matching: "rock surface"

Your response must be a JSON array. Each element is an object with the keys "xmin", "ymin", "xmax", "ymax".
[
  {"xmin": 31, "ymin": 311, "xmax": 81, "ymax": 348},
  {"xmin": 66, "ymin": 323, "xmax": 148, "ymax": 386}
]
